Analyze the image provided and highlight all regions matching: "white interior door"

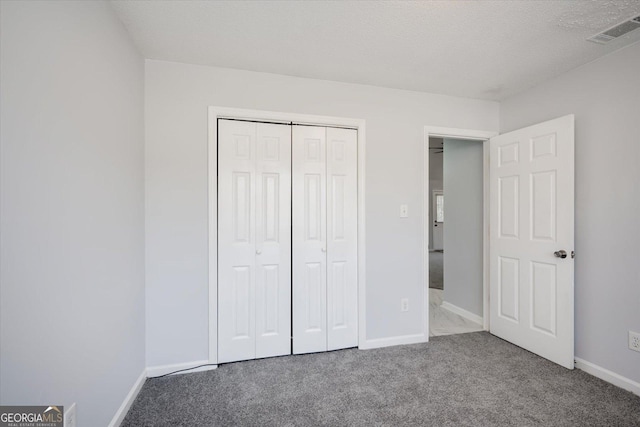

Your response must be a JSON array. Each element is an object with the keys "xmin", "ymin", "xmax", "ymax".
[
  {"xmin": 218, "ymin": 119, "xmax": 291, "ymax": 363},
  {"xmin": 293, "ymin": 125, "xmax": 327, "ymax": 354},
  {"xmin": 292, "ymin": 126, "xmax": 358, "ymax": 354},
  {"xmin": 489, "ymin": 115, "xmax": 574, "ymax": 369},
  {"xmin": 326, "ymin": 127, "xmax": 358, "ymax": 351}
]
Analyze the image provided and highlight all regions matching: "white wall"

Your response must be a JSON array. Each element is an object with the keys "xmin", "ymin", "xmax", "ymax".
[
  {"xmin": 442, "ymin": 139, "xmax": 484, "ymax": 316},
  {"xmin": 0, "ymin": 2, "xmax": 145, "ymax": 425},
  {"xmin": 500, "ymin": 42, "xmax": 640, "ymax": 383},
  {"xmin": 428, "ymin": 138, "xmax": 444, "ymax": 250},
  {"xmin": 145, "ymin": 59, "xmax": 499, "ymax": 366}
]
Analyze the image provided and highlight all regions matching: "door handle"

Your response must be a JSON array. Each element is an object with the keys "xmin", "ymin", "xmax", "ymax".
[
  {"xmin": 321, "ymin": 248, "xmax": 326, "ymax": 252},
  {"xmin": 256, "ymin": 249, "xmax": 262, "ymax": 255},
  {"xmin": 554, "ymin": 250, "xmax": 567, "ymax": 259}
]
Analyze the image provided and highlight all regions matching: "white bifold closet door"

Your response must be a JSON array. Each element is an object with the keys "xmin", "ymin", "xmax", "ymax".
[
  {"xmin": 292, "ymin": 126, "xmax": 358, "ymax": 354},
  {"xmin": 218, "ymin": 119, "xmax": 292, "ymax": 364}
]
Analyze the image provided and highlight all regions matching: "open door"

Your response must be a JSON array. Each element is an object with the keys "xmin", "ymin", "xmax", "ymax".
[{"xmin": 489, "ymin": 115, "xmax": 574, "ymax": 369}]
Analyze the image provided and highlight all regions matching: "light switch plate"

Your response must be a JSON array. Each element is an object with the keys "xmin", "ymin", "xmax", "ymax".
[{"xmin": 400, "ymin": 204, "xmax": 409, "ymax": 218}]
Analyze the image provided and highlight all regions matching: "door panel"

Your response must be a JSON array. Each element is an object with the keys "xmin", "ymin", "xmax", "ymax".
[
  {"xmin": 490, "ymin": 115, "xmax": 574, "ymax": 369},
  {"xmin": 219, "ymin": 120, "xmax": 291, "ymax": 363},
  {"xmin": 255, "ymin": 123, "xmax": 291, "ymax": 359},
  {"xmin": 293, "ymin": 126, "xmax": 327, "ymax": 354},
  {"xmin": 326, "ymin": 128, "xmax": 358, "ymax": 351},
  {"xmin": 218, "ymin": 120, "xmax": 257, "ymax": 363}
]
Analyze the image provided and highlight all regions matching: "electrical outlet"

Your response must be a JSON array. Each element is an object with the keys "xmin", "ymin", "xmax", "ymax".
[
  {"xmin": 400, "ymin": 204, "xmax": 409, "ymax": 218},
  {"xmin": 64, "ymin": 403, "xmax": 76, "ymax": 427},
  {"xmin": 401, "ymin": 298, "xmax": 409, "ymax": 312},
  {"xmin": 629, "ymin": 331, "xmax": 640, "ymax": 353}
]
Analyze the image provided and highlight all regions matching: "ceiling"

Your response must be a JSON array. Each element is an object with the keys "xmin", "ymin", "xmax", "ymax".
[{"xmin": 110, "ymin": 0, "xmax": 640, "ymax": 101}]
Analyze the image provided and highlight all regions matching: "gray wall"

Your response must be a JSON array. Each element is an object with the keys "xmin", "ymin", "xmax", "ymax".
[
  {"xmin": 442, "ymin": 139, "xmax": 484, "ymax": 317},
  {"xmin": 0, "ymin": 2, "xmax": 146, "ymax": 425},
  {"xmin": 144, "ymin": 59, "xmax": 499, "ymax": 367},
  {"xmin": 500, "ymin": 42, "xmax": 640, "ymax": 383}
]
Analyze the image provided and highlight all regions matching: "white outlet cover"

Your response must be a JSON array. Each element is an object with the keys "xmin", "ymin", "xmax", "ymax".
[
  {"xmin": 629, "ymin": 331, "xmax": 640, "ymax": 352},
  {"xmin": 400, "ymin": 204, "xmax": 409, "ymax": 218}
]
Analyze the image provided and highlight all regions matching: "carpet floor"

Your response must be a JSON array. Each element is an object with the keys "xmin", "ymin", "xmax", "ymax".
[{"xmin": 123, "ymin": 332, "xmax": 640, "ymax": 426}]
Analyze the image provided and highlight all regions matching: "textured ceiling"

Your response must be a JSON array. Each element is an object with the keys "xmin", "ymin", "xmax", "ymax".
[{"xmin": 110, "ymin": 0, "xmax": 640, "ymax": 101}]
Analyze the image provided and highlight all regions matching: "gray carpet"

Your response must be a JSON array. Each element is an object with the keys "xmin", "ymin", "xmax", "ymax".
[
  {"xmin": 429, "ymin": 251, "xmax": 443, "ymax": 289},
  {"xmin": 122, "ymin": 332, "xmax": 640, "ymax": 426}
]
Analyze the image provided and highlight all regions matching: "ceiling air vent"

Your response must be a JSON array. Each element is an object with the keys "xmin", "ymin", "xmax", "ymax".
[{"xmin": 588, "ymin": 15, "xmax": 640, "ymax": 44}]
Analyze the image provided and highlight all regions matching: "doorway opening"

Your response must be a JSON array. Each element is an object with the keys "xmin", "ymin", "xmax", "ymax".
[{"xmin": 428, "ymin": 137, "xmax": 485, "ymax": 337}]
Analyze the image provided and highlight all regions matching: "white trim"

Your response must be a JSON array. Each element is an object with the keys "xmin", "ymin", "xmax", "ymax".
[
  {"xmin": 146, "ymin": 360, "xmax": 218, "ymax": 378},
  {"xmin": 424, "ymin": 126, "xmax": 496, "ymax": 141},
  {"xmin": 208, "ymin": 108, "xmax": 218, "ymax": 365},
  {"xmin": 423, "ymin": 126, "xmax": 497, "ymax": 337},
  {"xmin": 441, "ymin": 301, "xmax": 484, "ymax": 326},
  {"xmin": 422, "ymin": 132, "xmax": 430, "ymax": 341},
  {"xmin": 575, "ymin": 358, "xmax": 640, "ymax": 397},
  {"xmin": 482, "ymin": 142, "xmax": 490, "ymax": 331},
  {"xmin": 358, "ymin": 333, "xmax": 428, "ymax": 350},
  {"xmin": 208, "ymin": 107, "xmax": 366, "ymax": 361},
  {"xmin": 108, "ymin": 369, "xmax": 146, "ymax": 427}
]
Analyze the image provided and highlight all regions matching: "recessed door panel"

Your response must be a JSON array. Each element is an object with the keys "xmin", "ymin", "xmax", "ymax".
[
  {"xmin": 233, "ymin": 266, "xmax": 251, "ymax": 338},
  {"xmin": 498, "ymin": 142, "xmax": 519, "ymax": 167},
  {"xmin": 531, "ymin": 261, "xmax": 557, "ymax": 336},
  {"xmin": 331, "ymin": 175, "xmax": 346, "ymax": 241},
  {"xmin": 498, "ymin": 257, "xmax": 519, "ymax": 322},
  {"xmin": 498, "ymin": 176, "xmax": 519, "ymax": 239},
  {"xmin": 305, "ymin": 262, "xmax": 324, "ymax": 331},
  {"xmin": 262, "ymin": 174, "xmax": 279, "ymax": 242},
  {"xmin": 531, "ymin": 133, "xmax": 556, "ymax": 160},
  {"xmin": 330, "ymin": 261, "xmax": 347, "ymax": 329},
  {"xmin": 305, "ymin": 174, "xmax": 322, "ymax": 241},
  {"xmin": 530, "ymin": 171, "xmax": 556, "ymax": 242},
  {"xmin": 233, "ymin": 172, "xmax": 251, "ymax": 242}
]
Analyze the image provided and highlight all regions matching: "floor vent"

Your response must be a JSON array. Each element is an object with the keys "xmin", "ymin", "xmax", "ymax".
[{"xmin": 587, "ymin": 15, "xmax": 640, "ymax": 44}]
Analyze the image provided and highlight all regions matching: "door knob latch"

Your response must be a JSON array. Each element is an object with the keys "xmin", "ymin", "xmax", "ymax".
[{"xmin": 554, "ymin": 250, "xmax": 567, "ymax": 259}]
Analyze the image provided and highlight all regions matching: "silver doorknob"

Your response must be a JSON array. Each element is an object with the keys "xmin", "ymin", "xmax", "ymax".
[
  {"xmin": 554, "ymin": 250, "xmax": 567, "ymax": 259},
  {"xmin": 256, "ymin": 250, "xmax": 262, "ymax": 255}
]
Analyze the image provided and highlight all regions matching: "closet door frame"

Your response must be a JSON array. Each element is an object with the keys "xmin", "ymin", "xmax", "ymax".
[{"xmin": 208, "ymin": 107, "xmax": 367, "ymax": 365}]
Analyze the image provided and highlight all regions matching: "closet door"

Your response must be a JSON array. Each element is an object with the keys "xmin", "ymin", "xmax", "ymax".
[
  {"xmin": 255, "ymin": 123, "xmax": 292, "ymax": 359},
  {"xmin": 326, "ymin": 128, "xmax": 358, "ymax": 351},
  {"xmin": 218, "ymin": 119, "xmax": 257, "ymax": 363},
  {"xmin": 218, "ymin": 119, "xmax": 291, "ymax": 363},
  {"xmin": 292, "ymin": 126, "xmax": 328, "ymax": 354}
]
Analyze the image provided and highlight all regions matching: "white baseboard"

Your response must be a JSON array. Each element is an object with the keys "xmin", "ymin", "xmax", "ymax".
[
  {"xmin": 108, "ymin": 369, "xmax": 146, "ymax": 427},
  {"xmin": 574, "ymin": 358, "xmax": 640, "ymax": 397},
  {"xmin": 441, "ymin": 301, "xmax": 484, "ymax": 326},
  {"xmin": 146, "ymin": 360, "xmax": 218, "ymax": 378},
  {"xmin": 358, "ymin": 333, "xmax": 428, "ymax": 350}
]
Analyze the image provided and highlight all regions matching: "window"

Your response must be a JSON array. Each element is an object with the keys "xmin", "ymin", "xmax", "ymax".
[{"xmin": 435, "ymin": 193, "xmax": 444, "ymax": 223}]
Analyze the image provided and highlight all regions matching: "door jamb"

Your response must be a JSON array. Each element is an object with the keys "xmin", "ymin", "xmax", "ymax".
[
  {"xmin": 423, "ymin": 126, "xmax": 498, "ymax": 332},
  {"xmin": 209, "ymin": 107, "xmax": 366, "ymax": 364}
]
